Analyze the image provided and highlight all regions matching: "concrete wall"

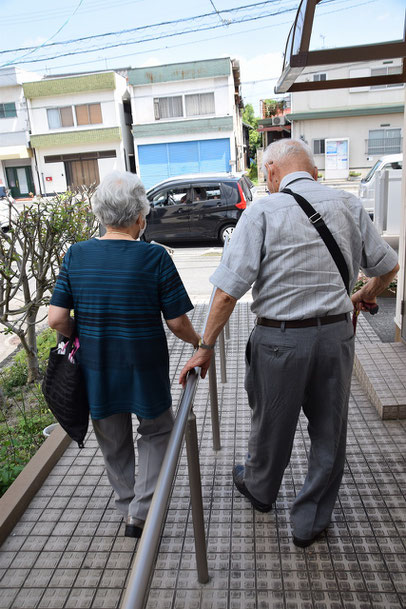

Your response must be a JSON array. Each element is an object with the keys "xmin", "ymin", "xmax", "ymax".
[
  {"xmin": 36, "ymin": 142, "xmax": 124, "ymax": 194},
  {"xmin": 130, "ymin": 76, "xmax": 232, "ymax": 124},
  {"xmin": 293, "ymin": 60, "xmax": 404, "ymax": 113},
  {"xmin": 291, "ymin": 113, "xmax": 403, "ymax": 175},
  {"xmin": 29, "ymin": 89, "xmax": 120, "ymax": 135}
]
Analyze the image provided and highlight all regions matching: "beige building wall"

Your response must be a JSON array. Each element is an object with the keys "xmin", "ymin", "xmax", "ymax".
[{"xmin": 291, "ymin": 113, "xmax": 403, "ymax": 175}]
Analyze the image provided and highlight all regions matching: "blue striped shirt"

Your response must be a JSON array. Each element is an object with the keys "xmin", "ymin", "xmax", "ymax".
[{"xmin": 51, "ymin": 239, "xmax": 193, "ymax": 419}]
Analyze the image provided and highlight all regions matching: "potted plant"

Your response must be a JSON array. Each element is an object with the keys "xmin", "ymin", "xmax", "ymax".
[{"xmin": 348, "ymin": 171, "xmax": 361, "ymax": 181}]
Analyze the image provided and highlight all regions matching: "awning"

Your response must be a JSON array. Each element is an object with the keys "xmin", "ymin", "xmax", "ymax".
[
  {"xmin": 0, "ymin": 146, "xmax": 31, "ymax": 160},
  {"xmin": 257, "ymin": 125, "xmax": 291, "ymax": 133}
]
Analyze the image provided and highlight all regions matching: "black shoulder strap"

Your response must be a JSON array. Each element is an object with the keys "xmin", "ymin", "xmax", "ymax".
[{"xmin": 282, "ymin": 187, "xmax": 350, "ymax": 295}]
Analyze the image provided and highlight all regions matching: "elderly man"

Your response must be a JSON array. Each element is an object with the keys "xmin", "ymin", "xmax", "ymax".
[{"xmin": 180, "ymin": 139, "xmax": 399, "ymax": 547}]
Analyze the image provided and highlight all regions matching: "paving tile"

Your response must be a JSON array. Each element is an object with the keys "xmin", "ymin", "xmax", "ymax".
[{"xmin": 1, "ymin": 304, "xmax": 406, "ymax": 608}]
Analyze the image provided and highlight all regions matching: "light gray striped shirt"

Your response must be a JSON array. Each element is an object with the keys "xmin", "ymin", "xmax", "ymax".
[{"xmin": 210, "ymin": 171, "xmax": 398, "ymax": 320}]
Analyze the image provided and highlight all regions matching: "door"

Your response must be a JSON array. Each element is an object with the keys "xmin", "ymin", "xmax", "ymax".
[
  {"xmin": 188, "ymin": 183, "xmax": 227, "ymax": 239},
  {"xmin": 65, "ymin": 159, "xmax": 100, "ymax": 189},
  {"xmin": 5, "ymin": 167, "xmax": 35, "ymax": 198},
  {"xmin": 146, "ymin": 185, "xmax": 192, "ymax": 241}
]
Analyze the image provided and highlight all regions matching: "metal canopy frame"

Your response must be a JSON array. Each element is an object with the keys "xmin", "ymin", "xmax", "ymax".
[{"xmin": 275, "ymin": 0, "xmax": 406, "ymax": 93}]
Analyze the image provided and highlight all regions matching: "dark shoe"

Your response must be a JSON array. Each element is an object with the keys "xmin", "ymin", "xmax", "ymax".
[
  {"xmin": 125, "ymin": 516, "xmax": 144, "ymax": 538},
  {"xmin": 293, "ymin": 530, "xmax": 326, "ymax": 548},
  {"xmin": 232, "ymin": 465, "xmax": 272, "ymax": 513}
]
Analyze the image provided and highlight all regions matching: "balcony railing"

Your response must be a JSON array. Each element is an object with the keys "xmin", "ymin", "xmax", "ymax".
[{"xmin": 365, "ymin": 137, "xmax": 402, "ymax": 155}]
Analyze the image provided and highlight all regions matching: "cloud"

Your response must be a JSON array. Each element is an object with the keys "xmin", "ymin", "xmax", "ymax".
[
  {"xmin": 238, "ymin": 53, "xmax": 283, "ymax": 84},
  {"xmin": 237, "ymin": 53, "xmax": 284, "ymax": 110},
  {"xmin": 377, "ymin": 12, "xmax": 390, "ymax": 21},
  {"xmin": 140, "ymin": 57, "xmax": 162, "ymax": 67}
]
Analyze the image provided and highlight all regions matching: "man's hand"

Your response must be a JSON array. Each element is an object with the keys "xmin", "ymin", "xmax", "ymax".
[
  {"xmin": 351, "ymin": 291, "xmax": 378, "ymax": 313},
  {"xmin": 179, "ymin": 348, "xmax": 214, "ymax": 387}
]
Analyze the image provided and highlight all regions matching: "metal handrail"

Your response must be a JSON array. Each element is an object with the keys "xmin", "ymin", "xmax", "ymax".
[
  {"xmin": 121, "ymin": 368, "xmax": 207, "ymax": 609},
  {"xmin": 122, "ymin": 238, "xmax": 234, "ymax": 608}
]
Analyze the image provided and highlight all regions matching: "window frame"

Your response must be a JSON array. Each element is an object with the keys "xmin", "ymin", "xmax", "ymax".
[
  {"xmin": 370, "ymin": 66, "xmax": 404, "ymax": 90},
  {"xmin": 313, "ymin": 139, "xmax": 325, "ymax": 155},
  {"xmin": 0, "ymin": 102, "xmax": 17, "ymax": 119},
  {"xmin": 185, "ymin": 92, "xmax": 215, "ymax": 117},
  {"xmin": 75, "ymin": 103, "xmax": 102, "ymax": 126},
  {"xmin": 367, "ymin": 128, "xmax": 402, "ymax": 155},
  {"xmin": 153, "ymin": 91, "xmax": 216, "ymax": 121},
  {"xmin": 46, "ymin": 106, "xmax": 74, "ymax": 129}
]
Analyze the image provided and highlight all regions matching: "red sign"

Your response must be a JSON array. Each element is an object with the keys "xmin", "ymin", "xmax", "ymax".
[{"xmin": 45, "ymin": 177, "xmax": 53, "ymax": 182}]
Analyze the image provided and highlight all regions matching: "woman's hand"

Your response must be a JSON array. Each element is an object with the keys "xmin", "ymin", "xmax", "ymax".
[{"xmin": 179, "ymin": 348, "xmax": 213, "ymax": 387}]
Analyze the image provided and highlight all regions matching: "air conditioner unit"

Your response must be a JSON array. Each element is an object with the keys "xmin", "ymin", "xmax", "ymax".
[{"xmin": 271, "ymin": 115, "xmax": 287, "ymax": 126}]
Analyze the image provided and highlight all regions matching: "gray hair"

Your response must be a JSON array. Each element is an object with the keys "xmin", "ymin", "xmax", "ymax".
[
  {"xmin": 92, "ymin": 171, "xmax": 150, "ymax": 228},
  {"xmin": 262, "ymin": 139, "xmax": 315, "ymax": 174}
]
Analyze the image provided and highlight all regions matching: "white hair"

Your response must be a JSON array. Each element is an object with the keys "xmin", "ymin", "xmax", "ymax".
[
  {"xmin": 262, "ymin": 139, "xmax": 315, "ymax": 174},
  {"xmin": 92, "ymin": 171, "xmax": 150, "ymax": 228}
]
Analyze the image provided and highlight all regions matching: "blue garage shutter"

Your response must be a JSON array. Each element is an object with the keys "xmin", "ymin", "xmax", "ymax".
[
  {"xmin": 138, "ymin": 138, "xmax": 231, "ymax": 189},
  {"xmin": 137, "ymin": 143, "xmax": 169, "ymax": 188},
  {"xmin": 168, "ymin": 141, "xmax": 199, "ymax": 176},
  {"xmin": 199, "ymin": 139, "xmax": 230, "ymax": 173}
]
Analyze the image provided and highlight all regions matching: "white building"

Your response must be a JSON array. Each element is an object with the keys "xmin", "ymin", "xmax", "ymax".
[
  {"xmin": 289, "ymin": 59, "xmax": 404, "ymax": 178},
  {"xmin": 128, "ymin": 58, "xmax": 245, "ymax": 189},
  {"xmin": 0, "ymin": 67, "xmax": 42, "ymax": 198},
  {"xmin": 23, "ymin": 71, "xmax": 134, "ymax": 195}
]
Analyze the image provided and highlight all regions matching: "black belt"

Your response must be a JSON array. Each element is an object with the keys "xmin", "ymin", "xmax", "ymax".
[{"xmin": 256, "ymin": 313, "xmax": 348, "ymax": 329}]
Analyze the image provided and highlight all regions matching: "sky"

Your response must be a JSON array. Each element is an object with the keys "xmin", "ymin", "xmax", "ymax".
[{"xmin": 0, "ymin": 0, "xmax": 404, "ymax": 113}]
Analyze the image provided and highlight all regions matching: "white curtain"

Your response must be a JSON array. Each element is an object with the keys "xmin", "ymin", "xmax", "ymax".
[
  {"xmin": 47, "ymin": 108, "xmax": 60, "ymax": 129},
  {"xmin": 185, "ymin": 93, "xmax": 214, "ymax": 117}
]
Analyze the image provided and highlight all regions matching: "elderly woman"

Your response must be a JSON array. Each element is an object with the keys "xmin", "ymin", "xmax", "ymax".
[{"xmin": 48, "ymin": 171, "xmax": 199, "ymax": 538}]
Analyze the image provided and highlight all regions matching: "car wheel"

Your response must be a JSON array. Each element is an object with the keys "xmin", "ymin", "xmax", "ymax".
[{"xmin": 219, "ymin": 224, "xmax": 235, "ymax": 245}]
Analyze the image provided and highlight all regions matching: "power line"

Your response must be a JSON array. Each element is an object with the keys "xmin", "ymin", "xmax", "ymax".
[
  {"xmin": 0, "ymin": 0, "xmax": 148, "ymax": 27},
  {"xmin": 2, "ymin": 0, "xmax": 85, "ymax": 69},
  {"xmin": 208, "ymin": 0, "xmax": 228, "ymax": 25},
  {"xmin": 1, "ymin": 5, "xmax": 302, "ymax": 67},
  {"xmin": 38, "ymin": 0, "xmax": 373, "ymax": 75},
  {"xmin": 0, "ymin": 1, "xmax": 284, "ymax": 55}
]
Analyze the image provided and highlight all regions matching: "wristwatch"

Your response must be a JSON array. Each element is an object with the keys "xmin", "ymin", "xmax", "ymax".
[{"xmin": 198, "ymin": 337, "xmax": 215, "ymax": 350}]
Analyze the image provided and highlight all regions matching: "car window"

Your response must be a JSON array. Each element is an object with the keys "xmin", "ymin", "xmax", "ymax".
[
  {"xmin": 220, "ymin": 182, "xmax": 239, "ymax": 204},
  {"xmin": 240, "ymin": 178, "xmax": 252, "ymax": 201},
  {"xmin": 169, "ymin": 187, "xmax": 191, "ymax": 204},
  {"xmin": 192, "ymin": 185, "xmax": 221, "ymax": 202},
  {"xmin": 151, "ymin": 186, "xmax": 191, "ymax": 206}
]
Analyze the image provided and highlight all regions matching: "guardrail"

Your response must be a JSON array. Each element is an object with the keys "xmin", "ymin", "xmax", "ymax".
[
  {"xmin": 122, "ymin": 240, "xmax": 231, "ymax": 609},
  {"xmin": 122, "ymin": 318, "xmax": 229, "ymax": 607}
]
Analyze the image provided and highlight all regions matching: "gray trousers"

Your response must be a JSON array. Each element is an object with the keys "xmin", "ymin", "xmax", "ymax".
[
  {"xmin": 92, "ymin": 409, "xmax": 174, "ymax": 522},
  {"xmin": 244, "ymin": 317, "xmax": 354, "ymax": 541}
]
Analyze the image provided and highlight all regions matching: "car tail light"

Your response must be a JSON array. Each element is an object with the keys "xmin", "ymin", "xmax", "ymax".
[{"xmin": 235, "ymin": 183, "xmax": 246, "ymax": 209}]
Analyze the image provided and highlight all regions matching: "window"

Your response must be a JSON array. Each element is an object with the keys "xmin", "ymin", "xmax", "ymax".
[
  {"xmin": 313, "ymin": 73, "xmax": 327, "ymax": 82},
  {"xmin": 47, "ymin": 106, "xmax": 74, "ymax": 129},
  {"xmin": 75, "ymin": 103, "xmax": 102, "ymax": 125},
  {"xmin": 313, "ymin": 139, "xmax": 325, "ymax": 155},
  {"xmin": 367, "ymin": 129, "xmax": 402, "ymax": 155},
  {"xmin": 151, "ymin": 187, "xmax": 191, "ymax": 206},
  {"xmin": 370, "ymin": 66, "xmax": 403, "ymax": 89},
  {"xmin": 153, "ymin": 96, "xmax": 183, "ymax": 120},
  {"xmin": 0, "ymin": 102, "xmax": 17, "ymax": 119},
  {"xmin": 185, "ymin": 93, "xmax": 215, "ymax": 117},
  {"xmin": 192, "ymin": 185, "xmax": 221, "ymax": 202}
]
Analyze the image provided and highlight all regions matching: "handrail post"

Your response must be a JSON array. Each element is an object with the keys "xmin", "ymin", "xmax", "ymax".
[
  {"xmin": 185, "ymin": 409, "xmax": 209, "ymax": 584},
  {"xmin": 208, "ymin": 355, "xmax": 221, "ymax": 451},
  {"xmin": 225, "ymin": 319, "xmax": 230, "ymax": 340},
  {"xmin": 218, "ymin": 329, "xmax": 227, "ymax": 384}
]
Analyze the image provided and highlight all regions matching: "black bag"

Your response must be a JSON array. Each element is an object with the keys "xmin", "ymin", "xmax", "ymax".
[{"xmin": 42, "ymin": 335, "xmax": 89, "ymax": 448}]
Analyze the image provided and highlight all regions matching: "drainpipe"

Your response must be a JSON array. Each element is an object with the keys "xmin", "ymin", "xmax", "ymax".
[{"xmin": 32, "ymin": 147, "xmax": 43, "ymax": 196}]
